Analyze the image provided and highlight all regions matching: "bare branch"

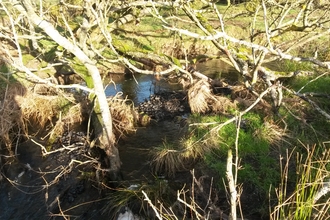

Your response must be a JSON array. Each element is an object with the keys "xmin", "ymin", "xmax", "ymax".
[
  {"xmin": 227, "ymin": 149, "xmax": 237, "ymax": 220},
  {"xmin": 165, "ymin": 24, "xmax": 330, "ymax": 70},
  {"xmin": 142, "ymin": 190, "xmax": 163, "ymax": 220},
  {"xmin": 284, "ymin": 87, "xmax": 330, "ymax": 121}
]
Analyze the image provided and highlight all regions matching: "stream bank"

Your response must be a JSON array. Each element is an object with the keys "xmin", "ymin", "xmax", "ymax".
[{"xmin": 0, "ymin": 59, "xmax": 239, "ymax": 219}]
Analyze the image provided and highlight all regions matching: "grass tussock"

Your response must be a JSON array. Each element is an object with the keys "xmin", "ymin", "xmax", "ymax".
[
  {"xmin": 0, "ymin": 82, "xmax": 91, "ymax": 148},
  {"xmin": 102, "ymin": 187, "xmax": 142, "ymax": 218},
  {"xmin": 15, "ymin": 91, "xmax": 62, "ymax": 130},
  {"xmin": 0, "ymin": 81, "xmax": 137, "ymax": 154},
  {"xmin": 102, "ymin": 179, "xmax": 171, "ymax": 219},
  {"xmin": 188, "ymin": 80, "xmax": 236, "ymax": 114},
  {"xmin": 211, "ymin": 96, "xmax": 237, "ymax": 113},
  {"xmin": 48, "ymin": 102, "xmax": 88, "ymax": 143},
  {"xmin": 151, "ymin": 129, "xmax": 221, "ymax": 177},
  {"xmin": 151, "ymin": 140, "xmax": 184, "ymax": 177},
  {"xmin": 188, "ymin": 80, "xmax": 212, "ymax": 114},
  {"xmin": 254, "ymin": 121, "xmax": 291, "ymax": 148},
  {"xmin": 15, "ymin": 87, "xmax": 91, "ymax": 143},
  {"xmin": 108, "ymin": 94, "xmax": 136, "ymax": 137}
]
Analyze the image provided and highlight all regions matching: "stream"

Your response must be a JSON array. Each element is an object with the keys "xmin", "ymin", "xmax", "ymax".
[{"xmin": 0, "ymin": 60, "xmax": 235, "ymax": 219}]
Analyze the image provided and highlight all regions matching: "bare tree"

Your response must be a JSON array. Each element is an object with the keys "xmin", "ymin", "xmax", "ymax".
[
  {"xmin": 1, "ymin": 0, "xmax": 329, "ymax": 182},
  {"xmin": 1, "ymin": 0, "xmax": 123, "ymax": 179}
]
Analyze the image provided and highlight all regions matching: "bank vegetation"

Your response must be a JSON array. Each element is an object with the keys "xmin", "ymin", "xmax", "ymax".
[{"xmin": 1, "ymin": 0, "xmax": 330, "ymax": 219}]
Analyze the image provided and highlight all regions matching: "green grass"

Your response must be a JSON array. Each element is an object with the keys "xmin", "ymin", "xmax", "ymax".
[
  {"xmin": 271, "ymin": 144, "xmax": 330, "ymax": 220},
  {"xmin": 182, "ymin": 112, "xmax": 288, "ymax": 215},
  {"xmin": 267, "ymin": 59, "xmax": 314, "ymax": 73},
  {"xmin": 289, "ymin": 75, "xmax": 330, "ymax": 94}
]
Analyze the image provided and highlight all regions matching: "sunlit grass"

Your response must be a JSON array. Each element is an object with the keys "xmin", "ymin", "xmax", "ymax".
[
  {"xmin": 254, "ymin": 121, "xmax": 291, "ymax": 149},
  {"xmin": 271, "ymin": 144, "xmax": 330, "ymax": 220},
  {"xmin": 289, "ymin": 75, "xmax": 330, "ymax": 94}
]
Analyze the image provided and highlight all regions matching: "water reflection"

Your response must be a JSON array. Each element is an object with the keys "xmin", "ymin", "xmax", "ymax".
[
  {"xmin": 105, "ymin": 59, "xmax": 239, "ymax": 104},
  {"xmin": 105, "ymin": 74, "xmax": 181, "ymax": 104},
  {"xmin": 105, "ymin": 74, "xmax": 154, "ymax": 104},
  {"xmin": 196, "ymin": 59, "xmax": 239, "ymax": 83}
]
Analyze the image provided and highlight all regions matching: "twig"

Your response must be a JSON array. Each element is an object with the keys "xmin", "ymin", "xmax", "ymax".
[
  {"xmin": 31, "ymin": 138, "xmax": 80, "ymax": 156},
  {"xmin": 188, "ymin": 86, "xmax": 272, "ymax": 151},
  {"xmin": 313, "ymin": 180, "xmax": 330, "ymax": 204},
  {"xmin": 227, "ymin": 149, "xmax": 237, "ymax": 220},
  {"xmin": 142, "ymin": 190, "xmax": 163, "ymax": 220},
  {"xmin": 261, "ymin": 0, "xmax": 273, "ymax": 49},
  {"xmin": 177, "ymin": 190, "xmax": 204, "ymax": 219},
  {"xmin": 284, "ymin": 87, "xmax": 330, "ymax": 121},
  {"xmin": 57, "ymin": 197, "xmax": 69, "ymax": 220},
  {"xmin": 297, "ymin": 72, "xmax": 329, "ymax": 93},
  {"xmin": 214, "ymin": 86, "xmax": 272, "ymax": 132},
  {"xmin": 163, "ymin": 26, "xmax": 330, "ymax": 69}
]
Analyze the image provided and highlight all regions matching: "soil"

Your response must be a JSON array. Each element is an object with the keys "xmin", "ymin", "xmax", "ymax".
[{"xmin": 0, "ymin": 132, "xmax": 112, "ymax": 219}]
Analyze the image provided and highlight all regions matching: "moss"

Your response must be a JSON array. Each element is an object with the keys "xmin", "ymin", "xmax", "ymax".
[
  {"xmin": 38, "ymin": 38, "xmax": 58, "ymax": 52},
  {"xmin": 78, "ymin": 171, "xmax": 95, "ymax": 179},
  {"xmin": 57, "ymin": 97, "xmax": 72, "ymax": 115},
  {"xmin": 0, "ymin": 62, "xmax": 10, "ymax": 73},
  {"xmin": 70, "ymin": 58, "xmax": 93, "ymax": 88},
  {"xmin": 22, "ymin": 54, "xmax": 36, "ymax": 66}
]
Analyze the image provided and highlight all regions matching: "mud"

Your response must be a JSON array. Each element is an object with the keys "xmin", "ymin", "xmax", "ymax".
[
  {"xmin": 137, "ymin": 91, "xmax": 190, "ymax": 121},
  {"xmin": 0, "ymin": 89, "xmax": 191, "ymax": 220},
  {"xmin": 0, "ymin": 131, "xmax": 112, "ymax": 219}
]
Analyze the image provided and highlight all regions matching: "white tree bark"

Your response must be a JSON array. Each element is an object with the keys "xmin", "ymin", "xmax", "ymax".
[
  {"xmin": 227, "ymin": 149, "xmax": 237, "ymax": 220},
  {"xmin": 11, "ymin": 0, "xmax": 120, "ymax": 177}
]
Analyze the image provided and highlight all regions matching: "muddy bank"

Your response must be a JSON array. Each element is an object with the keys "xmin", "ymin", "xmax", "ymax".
[
  {"xmin": 0, "ymin": 89, "xmax": 192, "ymax": 220},
  {"xmin": 137, "ymin": 91, "xmax": 190, "ymax": 121},
  {"xmin": 0, "ymin": 132, "xmax": 112, "ymax": 219},
  {"xmin": 0, "ymin": 60, "xmax": 238, "ymax": 219}
]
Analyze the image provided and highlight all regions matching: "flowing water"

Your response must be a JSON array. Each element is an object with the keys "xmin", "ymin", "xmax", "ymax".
[{"xmin": 0, "ymin": 60, "xmax": 235, "ymax": 219}]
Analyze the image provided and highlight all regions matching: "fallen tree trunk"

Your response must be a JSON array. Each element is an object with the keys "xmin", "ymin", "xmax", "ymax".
[{"xmin": 12, "ymin": 0, "xmax": 121, "ymax": 180}]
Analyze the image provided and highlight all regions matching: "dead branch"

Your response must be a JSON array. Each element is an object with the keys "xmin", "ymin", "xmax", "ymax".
[
  {"xmin": 164, "ymin": 25, "xmax": 330, "ymax": 70},
  {"xmin": 189, "ymin": 86, "xmax": 272, "ymax": 129},
  {"xmin": 284, "ymin": 87, "xmax": 330, "ymax": 121},
  {"xmin": 227, "ymin": 149, "xmax": 237, "ymax": 220}
]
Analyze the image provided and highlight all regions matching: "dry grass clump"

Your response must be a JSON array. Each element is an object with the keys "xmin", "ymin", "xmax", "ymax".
[
  {"xmin": 188, "ymin": 80, "xmax": 236, "ymax": 114},
  {"xmin": 180, "ymin": 138, "xmax": 204, "ymax": 160},
  {"xmin": 33, "ymin": 83, "xmax": 58, "ymax": 95},
  {"xmin": 13, "ymin": 84, "xmax": 89, "ymax": 144},
  {"xmin": 0, "ymin": 84, "xmax": 26, "ymax": 153},
  {"xmin": 211, "ymin": 96, "xmax": 237, "ymax": 113},
  {"xmin": 188, "ymin": 80, "xmax": 213, "ymax": 113},
  {"xmin": 1, "ymin": 81, "xmax": 136, "ymax": 156},
  {"xmin": 180, "ymin": 131, "xmax": 220, "ymax": 160},
  {"xmin": 151, "ymin": 140, "xmax": 184, "ymax": 177},
  {"xmin": 63, "ymin": 102, "xmax": 86, "ymax": 125},
  {"xmin": 151, "ymin": 135, "xmax": 219, "ymax": 177},
  {"xmin": 0, "ymin": 83, "xmax": 87, "ymax": 153},
  {"xmin": 254, "ymin": 121, "xmax": 291, "ymax": 148},
  {"xmin": 108, "ymin": 94, "xmax": 136, "ymax": 137},
  {"xmin": 48, "ymin": 102, "xmax": 88, "ymax": 143},
  {"xmin": 15, "ymin": 90, "xmax": 62, "ymax": 131}
]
